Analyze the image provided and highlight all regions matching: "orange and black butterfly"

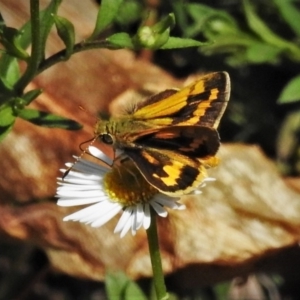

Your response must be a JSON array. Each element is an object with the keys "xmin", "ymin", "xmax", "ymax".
[{"xmin": 95, "ymin": 72, "xmax": 230, "ymax": 196}]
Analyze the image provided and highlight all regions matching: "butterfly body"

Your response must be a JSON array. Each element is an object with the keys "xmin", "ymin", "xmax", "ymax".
[{"xmin": 95, "ymin": 72, "xmax": 230, "ymax": 196}]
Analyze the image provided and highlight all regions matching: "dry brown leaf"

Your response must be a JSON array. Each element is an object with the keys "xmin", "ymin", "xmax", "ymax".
[{"xmin": 0, "ymin": 0, "xmax": 300, "ymax": 287}]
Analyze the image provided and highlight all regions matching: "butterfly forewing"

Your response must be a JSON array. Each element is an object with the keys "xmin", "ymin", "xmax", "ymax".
[{"xmin": 132, "ymin": 72, "xmax": 230, "ymax": 129}]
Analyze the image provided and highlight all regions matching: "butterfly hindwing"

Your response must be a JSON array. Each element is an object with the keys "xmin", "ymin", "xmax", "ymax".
[
  {"xmin": 123, "ymin": 125, "xmax": 219, "ymax": 195},
  {"xmin": 133, "ymin": 125, "xmax": 220, "ymax": 159},
  {"xmin": 124, "ymin": 147, "xmax": 208, "ymax": 196}
]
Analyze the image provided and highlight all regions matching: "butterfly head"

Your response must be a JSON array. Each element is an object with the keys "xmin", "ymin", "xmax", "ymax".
[{"xmin": 95, "ymin": 119, "xmax": 118, "ymax": 148}]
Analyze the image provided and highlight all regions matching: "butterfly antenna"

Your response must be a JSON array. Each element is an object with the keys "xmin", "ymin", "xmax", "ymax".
[{"xmin": 62, "ymin": 136, "xmax": 97, "ymax": 179}]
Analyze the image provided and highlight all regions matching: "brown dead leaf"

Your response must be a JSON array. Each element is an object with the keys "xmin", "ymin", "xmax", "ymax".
[{"xmin": 0, "ymin": 0, "xmax": 300, "ymax": 287}]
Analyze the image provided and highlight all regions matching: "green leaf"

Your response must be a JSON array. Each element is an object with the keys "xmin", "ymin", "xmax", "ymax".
[
  {"xmin": 105, "ymin": 272, "xmax": 147, "ymax": 300},
  {"xmin": 0, "ymin": 55, "xmax": 20, "ymax": 89},
  {"xmin": 16, "ymin": 18, "xmax": 32, "ymax": 50},
  {"xmin": 0, "ymin": 102, "xmax": 16, "ymax": 141},
  {"xmin": 273, "ymin": 0, "xmax": 300, "ymax": 37},
  {"xmin": 0, "ymin": 20, "xmax": 31, "ymax": 84},
  {"xmin": 278, "ymin": 75, "xmax": 300, "ymax": 104},
  {"xmin": 106, "ymin": 32, "xmax": 134, "ymax": 49},
  {"xmin": 90, "ymin": 0, "xmax": 124, "ymax": 39},
  {"xmin": 0, "ymin": 105, "xmax": 16, "ymax": 126},
  {"xmin": 53, "ymin": 15, "xmax": 75, "ymax": 59},
  {"xmin": 243, "ymin": 0, "xmax": 300, "ymax": 58},
  {"xmin": 246, "ymin": 42, "xmax": 281, "ymax": 64},
  {"xmin": 0, "ymin": 77, "xmax": 14, "ymax": 100},
  {"xmin": 185, "ymin": 3, "xmax": 238, "ymax": 38},
  {"xmin": 160, "ymin": 36, "xmax": 209, "ymax": 49},
  {"xmin": 22, "ymin": 89, "xmax": 43, "ymax": 104},
  {"xmin": 0, "ymin": 27, "xmax": 30, "ymax": 60},
  {"xmin": 115, "ymin": 0, "xmax": 143, "ymax": 26},
  {"xmin": 38, "ymin": 0, "xmax": 63, "ymax": 58},
  {"xmin": 18, "ymin": 108, "xmax": 82, "ymax": 129}
]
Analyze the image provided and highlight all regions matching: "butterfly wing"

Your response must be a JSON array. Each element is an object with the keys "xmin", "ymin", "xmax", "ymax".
[
  {"xmin": 132, "ymin": 125, "xmax": 220, "ymax": 158},
  {"xmin": 132, "ymin": 72, "xmax": 230, "ymax": 129},
  {"xmin": 124, "ymin": 126, "xmax": 219, "ymax": 195},
  {"xmin": 124, "ymin": 147, "xmax": 207, "ymax": 196}
]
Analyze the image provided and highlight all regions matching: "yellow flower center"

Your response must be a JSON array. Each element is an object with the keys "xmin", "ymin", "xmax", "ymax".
[{"xmin": 104, "ymin": 160, "xmax": 158, "ymax": 206}]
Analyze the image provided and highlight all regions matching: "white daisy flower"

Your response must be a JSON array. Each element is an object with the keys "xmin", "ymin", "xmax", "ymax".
[{"xmin": 56, "ymin": 146, "xmax": 186, "ymax": 238}]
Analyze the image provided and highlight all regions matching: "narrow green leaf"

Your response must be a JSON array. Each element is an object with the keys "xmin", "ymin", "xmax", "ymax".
[
  {"xmin": 243, "ymin": 0, "xmax": 299, "ymax": 53},
  {"xmin": 273, "ymin": 0, "xmax": 300, "ymax": 37},
  {"xmin": 90, "ymin": 0, "xmax": 124, "ymax": 39},
  {"xmin": 278, "ymin": 75, "xmax": 300, "ymax": 104},
  {"xmin": 39, "ymin": 0, "xmax": 63, "ymax": 58},
  {"xmin": 0, "ymin": 27, "xmax": 30, "ymax": 60},
  {"xmin": 53, "ymin": 15, "xmax": 75, "ymax": 59},
  {"xmin": 0, "ymin": 19, "xmax": 31, "ymax": 83},
  {"xmin": 22, "ymin": 88, "xmax": 43, "ymax": 104},
  {"xmin": 171, "ymin": 1, "xmax": 189, "ymax": 33},
  {"xmin": 18, "ymin": 108, "xmax": 82, "ymax": 130},
  {"xmin": 16, "ymin": 18, "xmax": 32, "ymax": 50},
  {"xmin": 106, "ymin": 32, "xmax": 134, "ymax": 49},
  {"xmin": 105, "ymin": 272, "xmax": 146, "ymax": 300},
  {"xmin": 160, "ymin": 36, "xmax": 209, "ymax": 49}
]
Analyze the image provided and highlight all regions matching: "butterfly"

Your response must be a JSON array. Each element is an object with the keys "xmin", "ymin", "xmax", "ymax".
[{"xmin": 95, "ymin": 72, "xmax": 230, "ymax": 196}]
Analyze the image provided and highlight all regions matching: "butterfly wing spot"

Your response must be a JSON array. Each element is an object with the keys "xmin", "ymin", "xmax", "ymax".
[{"xmin": 153, "ymin": 163, "xmax": 202, "ymax": 189}]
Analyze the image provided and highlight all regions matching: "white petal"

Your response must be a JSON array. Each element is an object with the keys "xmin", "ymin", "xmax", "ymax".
[
  {"xmin": 153, "ymin": 196, "xmax": 179, "ymax": 209},
  {"xmin": 91, "ymin": 204, "xmax": 122, "ymax": 227},
  {"xmin": 120, "ymin": 213, "xmax": 135, "ymax": 238},
  {"xmin": 150, "ymin": 201, "xmax": 168, "ymax": 217},
  {"xmin": 135, "ymin": 204, "xmax": 144, "ymax": 230},
  {"xmin": 174, "ymin": 202, "xmax": 186, "ymax": 210},
  {"xmin": 131, "ymin": 214, "xmax": 137, "ymax": 236},
  {"xmin": 57, "ymin": 189, "xmax": 106, "ymax": 198},
  {"xmin": 57, "ymin": 196, "xmax": 107, "ymax": 206},
  {"xmin": 88, "ymin": 146, "xmax": 113, "ymax": 166},
  {"xmin": 64, "ymin": 201, "xmax": 114, "ymax": 222},
  {"xmin": 60, "ymin": 177, "xmax": 101, "ymax": 185},
  {"xmin": 57, "ymin": 182, "xmax": 101, "ymax": 191},
  {"xmin": 114, "ymin": 207, "xmax": 133, "ymax": 233},
  {"xmin": 143, "ymin": 204, "xmax": 151, "ymax": 229}
]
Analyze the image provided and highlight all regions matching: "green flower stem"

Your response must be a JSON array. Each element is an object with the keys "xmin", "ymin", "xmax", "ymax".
[
  {"xmin": 14, "ymin": 0, "xmax": 41, "ymax": 94},
  {"xmin": 146, "ymin": 209, "xmax": 169, "ymax": 300},
  {"xmin": 37, "ymin": 40, "xmax": 120, "ymax": 75}
]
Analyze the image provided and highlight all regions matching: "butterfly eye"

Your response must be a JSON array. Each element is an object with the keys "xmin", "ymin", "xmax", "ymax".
[{"xmin": 101, "ymin": 134, "xmax": 114, "ymax": 145}]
